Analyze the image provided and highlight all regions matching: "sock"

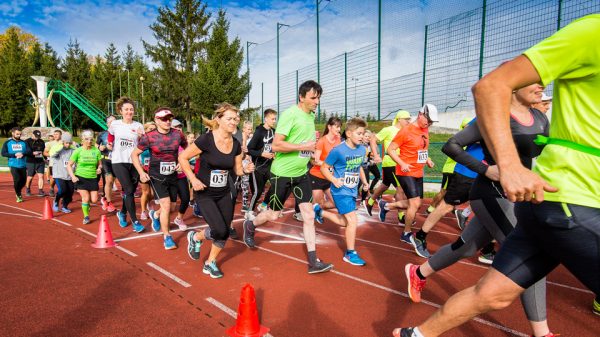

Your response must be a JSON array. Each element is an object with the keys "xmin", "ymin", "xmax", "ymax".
[
  {"xmin": 308, "ymin": 251, "xmax": 317, "ymax": 266},
  {"xmin": 397, "ymin": 211, "xmax": 405, "ymax": 220},
  {"xmin": 427, "ymin": 205, "xmax": 435, "ymax": 213},
  {"xmin": 345, "ymin": 249, "xmax": 355, "ymax": 255},
  {"xmin": 461, "ymin": 207, "xmax": 472, "ymax": 217},
  {"xmin": 413, "ymin": 327, "xmax": 425, "ymax": 337},
  {"xmin": 82, "ymin": 203, "xmax": 89, "ymax": 217},
  {"xmin": 367, "ymin": 198, "xmax": 375, "ymax": 206},
  {"xmin": 416, "ymin": 229, "xmax": 427, "ymax": 241},
  {"xmin": 415, "ymin": 267, "xmax": 426, "ymax": 280}
]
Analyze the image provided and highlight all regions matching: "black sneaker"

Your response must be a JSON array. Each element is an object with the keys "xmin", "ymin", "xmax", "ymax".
[
  {"xmin": 203, "ymin": 261, "xmax": 223, "ymax": 278},
  {"xmin": 363, "ymin": 198, "xmax": 374, "ymax": 216},
  {"xmin": 242, "ymin": 220, "xmax": 256, "ymax": 248},
  {"xmin": 394, "ymin": 327, "xmax": 418, "ymax": 337},
  {"xmin": 25, "ymin": 189, "xmax": 32, "ymax": 197},
  {"xmin": 308, "ymin": 260, "xmax": 334, "ymax": 274},
  {"xmin": 187, "ymin": 231, "xmax": 202, "ymax": 260},
  {"xmin": 37, "ymin": 190, "xmax": 45, "ymax": 197},
  {"xmin": 454, "ymin": 209, "xmax": 468, "ymax": 230},
  {"xmin": 229, "ymin": 227, "xmax": 239, "ymax": 240},
  {"xmin": 48, "ymin": 190, "xmax": 55, "ymax": 197}
]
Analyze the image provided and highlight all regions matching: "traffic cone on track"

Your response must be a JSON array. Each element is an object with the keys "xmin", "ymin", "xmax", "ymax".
[
  {"xmin": 91, "ymin": 215, "xmax": 118, "ymax": 248},
  {"xmin": 42, "ymin": 198, "xmax": 54, "ymax": 220},
  {"xmin": 226, "ymin": 283, "xmax": 269, "ymax": 337}
]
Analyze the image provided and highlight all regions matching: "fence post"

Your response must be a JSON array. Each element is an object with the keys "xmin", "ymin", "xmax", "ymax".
[
  {"xmin": 261, "ymin": 82, "xmax": 264, "ymax": 122},
  {"xmin": 344, "ymin": 52, "xmax": 348, "ymax": 120},
  {"xmin": 478, "ymin": 0, "xmax": 487, "ymax": 79},
  {"xmin": 377, "ymin": 0, "xmax": 382, "ymax": 120},
  {"xmin": 296, "ymin": 70, "xmax": 299, "ymax": 104},
  {"xmin": 421, "ymin": 24, "xmax": 428, "ymax": 106},
  {"xmin": 316, "ymin": 0, "xmax": 321, "ymax": 121},
  {"xmin": 556, "ymin": 0, "xmax": 563, "ymax": 30}
]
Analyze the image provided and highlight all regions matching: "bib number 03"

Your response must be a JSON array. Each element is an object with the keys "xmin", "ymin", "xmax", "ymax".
[{"xmin": 210, "ymin": 170, "xmax": 228, "ymax": 188}]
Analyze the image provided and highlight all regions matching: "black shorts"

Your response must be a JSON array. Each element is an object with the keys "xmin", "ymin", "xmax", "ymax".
[
  {"xmin": 381, "ymin": 166, "xmax": 399, "ymax": 187},
  {"xmin": 26, "ymin": 162, "xmax": 45, "ymax": 176},
  {"xmin": 101, "ymin": 159, "xmax": 113, "ymax": 176},
  {"xmin": 48, "ymin": 166, "xmax": 53, "ymax": 176},
  {"xmin": 267, "ymin": 174, "xmax": 313, "ymax": 211},
  {"xmin": 150, "ymin": 175, "xmax": 178, "ymax": 202},
  {"xmin": 310, "ymin": 173, "xmax": 331, "ymax": 191},
  {"xmin": 396, "ymin": 176, "xmax": 423, "ymax": 199},
  {"xmin": 441, "ymin": 173, "xmax": 454, "ymax": 189},
  {"xmin": 75, "ymin": 176, "xmax": 99, "ymax": 191},
  {"xmin": 443, "ymin": 173, "xmax": 474, "ymax": 206},
  {"xmin": 493, "ymin": 201, "xmax": 600, "ymax": 294}
]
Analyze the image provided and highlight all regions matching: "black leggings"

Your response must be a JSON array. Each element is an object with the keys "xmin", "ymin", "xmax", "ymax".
[
  {"xmin": 195, "ymin": 191, "xmax": 233, "ymax": 247},
  {"xmin": 111, "ymin": 163, "xmax": 139, "ymax": 222},
  {"xmin": 55, "ymin": 178, "xmax": 74, "ymax": 208},
  {"xmin": 176, "ymin": 177, "xmax": 190, "ymax": 214},
  {"xmin": 10, "ymin": 167, "xmax": 27, "ymax": 197},
  {"xmin": 358, "ymin": 164, "xmax": 381, "ymax": 200},
  {"xmin": 249, "ymin": 166, "xmax": 272, "ymax": 211}
]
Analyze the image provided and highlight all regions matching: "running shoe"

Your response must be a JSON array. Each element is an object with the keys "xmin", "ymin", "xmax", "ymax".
[
  {"xmin": 313, "ymin": 204, "xmax": 323, "ymax": 224},
  {"xmin": 308, "ymin": 260, "xmax": 334, "ymax": 274},
  {"xmin": 52, "ymin": 200, "xmax": 59, "ymax": 213},
  {"xmin": 426, "ymin": 205, "xmax": 435, "ymax": 214},
  {"xmin": 378, "ymin": 200, "xmax": 388, "ymax": 222},
  {"xmin": 293, "ymin": 212, "xmax": 303, "ymax": 222},
  {"xmin": 106, "ymin": 202, "xmax": 117, "ymax": 213},
  {"xmin": 132, "ymin": 221, "xmax": 145, "ymax": 233},
  {"xmin": 256, "ymin": 202, "xmax": 268, "ymax": 213},
  {"xmin": 401, "ymin": 231, "xmax": 416, "ymax": 246},
  {"xmin": 139, "ymin": 210, "xmax": 148, "ymax": 220},
  {"xmin": 16, "ymin": 195, "xmax": 23, "ymax": 203},
  {"xmin": 82, "ymin": 216, "xmax": 90, "ymax": 225},
  {"xmin": 100, "ymin": 197, "xmax": 108, "ymax": 211},
  {"xmin": 413, "ymin": 237, "xmax": 431, "ymax": 258},
  {"xmin": 405, "ymin": 263, "xmax": 426, "ymax": 303},
  {"xmin": 229, "ymin": 227, "xmax": 239, "ymax": 240},
  {"xmin": 48, "ymin": 190, "xmax": 55, "ymax": 197},
  {"xmin": 478, "ymin": 251, "xmax": 495, "ymax": 265},
  {"xmin": 187, "ymin": 231, "xmax": 202, "ymax": 260},
  {"xmin": 393, "ymin": 327, "xmax": 418, "ymax": 337},
  {"xmin": 398, "ymin": 213, "xmax": 406, "ymax": 227},
  {"xmin": 454, "ymin": 209, "xmax": 468, "ymax": 230},
  {"xmin": 163, "ymin": 235, "xmax": 177, "ymax": 250},
  {"xmin": 25, "ymin": 188, "xmax": 32, "ymax": 197},
  {"xmin": 343, "ymin": 251, "xmax": 366, "ymax": 266},
  {"xmin": 363, "ymin": 198, "xmax": 374, "ymax": 216},
  {"xmin": 60, "ymin": 207, "xmax": 72, "ymax": 214},
  {"xmin": 241, "ymin": 205, "xmax": 250, "ymax": 213},
  {"xmin": 192, "ymin": 203, "xmax": 202, "ymax": 218},
  {"xmin": 243, "ymin": 220, "xmax": 256, "ymax": 248},
  {"xmin": 117, "ymin": 211, "xmax": 128, "ymax": 228},
  {"xmin": 37, "ymin": 190, "xmax": 45, "ymax": 197},
  {"xmin": 593, "ymin": 298, "xmax": 600, "ymax": 316},
  {"xmin": 203, "ymin": 261, "xmax": 224, "ymax": 279},
  {"xmin": 174, "ymin": 217, "xmax": 187, "ymax": 231},
  {"xmin": 149, "ymin": 210, "xmax": 160, "ymax": 232},
  {"xmin": 529, "ymin": 334, "xmax": 560, "ymax": 337}
]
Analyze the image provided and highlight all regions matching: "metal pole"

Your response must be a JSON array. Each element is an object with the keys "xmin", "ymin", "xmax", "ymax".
[
  {"xmin": 261, "ymin": 82, "xmax": 264, "ymax": 122},
  {"xmin": 344, "ymin": 52, "xmax": 347, "ymax": 120},
  {"xmin": 277, "ymin": 22, "xmax": 289, "ymax": 116},
  {"xmin": 140, "ymin": 76, "xmax": 145, "ymax": 123},
  {"xmin": 110, "ymin": 80, "xmax": 114, "ymax": 113},
  {"xmin": 478, "ymin": 0, "xmax": 487, "ymax": 79},
  {"xmin": 557, "ymin": 0, "xmax": 563, "ymax": 30},
  {"xmin": 316, "ymin": 0, "xmax": 321, "ymax": 121},
  {"xmin": 296, "ymin": 70, "xmax": 299, "ymax": 104},
  {"xmin": 377, "ymin": 0, "xmax": 381, "ymax": 120},
  {"xmin": 118, "ymin": 71, "xmax": 122, "ymax": 97},
  {"xmin": 127, "ymin": 69, "xmax": 130, "ymax": 97},
  {"xmin": 421, "ymin": 25, "xmax": 428, "ymax": 106},
  {"xmin": 246, "ymin": 41, "xmax": 257, "ymax": 110}
]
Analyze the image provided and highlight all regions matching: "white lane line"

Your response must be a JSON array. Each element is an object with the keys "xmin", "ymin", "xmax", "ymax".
[
  {"xmin": 116, "ymin": 246, "xmax": 138, "ymax": 257},
  {"xmin": 256, "ymin": 228, "xmax": 304, "ymax": 241},
  {"xmin": 205, "ymin": 297, "xmax": 275, "ymax": 337},
  {"xmin": 547, "ymin": 281, "xmax": 593, "ymax": 294},
  {"xmin": 51, "ymin": 218, "xmax": 73, "ymax": 227},
  {"xmin": 114, "ymin": 224, "xmax": 208, "ymax": 242},
  {"xmin": 269, "ymin": 240, "xmax": 305, "ymax": 244},
  {"xmin": 77, "ymin": 228, "xmax": 96, "ymax": 237},
  {"xmin": 239, "ymin": 242, "xmax": 527, "ymax": 337},
  {"xmin": 146, "ymin": 262, "xmax": 191, "ymax": 288},
  {"xmin": 0, "ymin": 211, "xmax": 36, "ymax": 217}
]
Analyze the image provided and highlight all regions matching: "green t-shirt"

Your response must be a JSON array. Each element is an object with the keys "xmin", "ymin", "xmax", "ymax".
[
  {"xmin": 270, "ymin": 105, "xmax": 316, "ymax": 177},
  {"xmin": 376, "ymin": 125, "xmax": 401, "ymax": 167},
  {"xmin": 70, "ymin": 147, "xmax": 101, "ymax": 179},
  {"xmin": 524, "ymin": 14, "xmax": 600, "ymax": 208}
]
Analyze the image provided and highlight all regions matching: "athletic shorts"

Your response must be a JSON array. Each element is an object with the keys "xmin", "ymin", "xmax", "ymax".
[
  {"xmin": 441, "ymin": 173, "xmax": 454, "ymax": 189},
  {"xmin": 75, "ymin": 176, "xmax": 99, "ymax": 191},
  {"xmin": 267, "ymin": 174, "xmax": 313, "ymax": 211},
  {"xmin": 443, "ymin": 173, "xmax": 474, "ymax": 206},
  {"xmin": 101, "ymin": 159, "xmax": 113, "ymax": 176},
  {"xmin": 396, "ymin": 176, "xmax": 423, "ymax": 199},
  {"xmin": 26, "ymin": 162, "xmax": 45, "ymax": 176},
  {"xmin": 310, "ymin": 173, "xmax": 331, "ymax": 191},
  {"xmin": 381, "ymin": 166, "xmax": 399, "ymax": 187},
  {"xmin": 332, "ymin": 194, "xmax": 357, "ymax": 215},
  {"xmin": 150, "ymin": 175, "xmax": 178, "ymax": 202},
  {"xmin": 493, "ymin": 201, "xmax": 600, "ymax": 294},
  {"xmin": 48, "ymin": 166, "xmax": 53, "ymax": 176}
]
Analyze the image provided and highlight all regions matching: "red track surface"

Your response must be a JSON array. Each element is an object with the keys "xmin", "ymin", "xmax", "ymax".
[{"xmin": 0, "ymin": 173, "xmax": 597, "ymax": 337}]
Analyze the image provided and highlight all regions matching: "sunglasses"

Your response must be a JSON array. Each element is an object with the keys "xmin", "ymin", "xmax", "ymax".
[{"xmin": 156, "ymin": 116, "xmax": 173, "ymax": 122}]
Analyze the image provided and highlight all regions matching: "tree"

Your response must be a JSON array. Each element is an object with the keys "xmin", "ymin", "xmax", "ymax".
[
  {"xmin": 62, "ymin": 39, "xmax": 92, "ymax": 131},
  {"xmin": 143, "ymin": 0, "xmax": 211, "ymax": 132},
  {"xmin": 89, "ymin": 43, "xmax": 121, "ymax": 112},
  {"xmin": 192, "ymin": 9, "xmax": 249, "ymax": 121},
  {"xmin": 0, "ymin": 27, "xmax": 30, "ymax": 134},
  {"xmin": 40, "ymin": 43, "xmax": 62, "ymax": 80}
]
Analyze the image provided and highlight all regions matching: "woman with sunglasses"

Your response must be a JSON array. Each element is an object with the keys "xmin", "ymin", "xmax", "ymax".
[
  {"xmin": 67, "ymin": 130, "xmax": 102, "ymax": 225},
  {"xmin": 108, "ymin": 97, "xmax": 145, "ymax": 233},
  {"xmin": 138, "ymin": 122, "xmax": 156, "ymax": 221},
  {"xmin": 179, "ymin": 103, "xmax": 254, "ymax": 279}
]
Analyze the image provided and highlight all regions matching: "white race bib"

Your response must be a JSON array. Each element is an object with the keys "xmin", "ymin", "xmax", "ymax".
[
  {"xmin": 263, "ymin": 143, "xmax": 272, "ymax": 153},
  {"xmin": 210, "ymin": 170, "xmax": 228, "ymax": 188},
  {"xmin": 159, "ymin": 161, "xmax": 176, "ymax": 175},
  {"xmin": 417, "ymin": 150, "xmax": 428, "ymax": 164},
  {"xmin": 63, "ymin": 160, "xmax": 69, "ymax": 167},
  {"xmin": 299, "ymin": 150, "xmax": 312, "ymax": 158},
  {"xmin": 119, "ymin": 138, "xmax": 134, "ymax": 148},
  {"xmin": 11, "ymin": 144, "xmax": 23, "ymax": 152},
  {"xmin": 343, "ymin": 172, "xmax": 360, "ymax": 188}
]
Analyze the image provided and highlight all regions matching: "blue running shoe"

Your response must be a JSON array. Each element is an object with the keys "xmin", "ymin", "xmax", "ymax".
[
  {"xmin": 413, "ymin": 237, "xmax": 431, "ymax": 258},
  {"xmin": 203, "ymin": 260, "xmax": 224, "ymax": 278},
  {"xmin": 60, "ymin": 207, "xmax": 72, "ymax": 214},
  {"xmin": 187, "ymin": 231, "xmax": 202, "ymax": 260},
  {"xmin": 52, "ymin": 201, "xmax": 59, "ymax": 213},
  {"xmin": 401, "ymin": 231, "xmax": 416, "ymax": 246},
  {"xmin": 149, "ymin": 210, "xmax": 160, "ymax": 232},
  {"xmin": 192, "ymin": 203, "xmax": 202, "ymax": 218},
  {"xmin": 163, "ymin": 235, "xmax": 177, "ymax": 250},
  {"xmin": 378, "ymin": 200, "xmax": 389, "ymax": 222},
  {"xmin": 132, "ymin": 221, "xmax": 145, "ymax": 233},
  {"xmin": 82, "ymin": 216, "xmax": 90, "ymax": 225},
  {"xmin": 313, "ymin": 204, "xmax": 323, "ymax": 224},
  {"xmin": 343, "ymin": 251, "xmax": 366, "ymax": 266},
  {"xmin": 117, "ymin": 211, "xmax": 128, "ymax": 228}
]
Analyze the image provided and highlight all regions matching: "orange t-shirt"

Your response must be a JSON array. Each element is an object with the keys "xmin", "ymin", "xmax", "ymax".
[
  {"xmin": 391, "ymin": 123, "xmax": 429, "ymax": 178},
  {"xmin": 309, "ymin": 135, "xmax": 341, "ymax": 179}
]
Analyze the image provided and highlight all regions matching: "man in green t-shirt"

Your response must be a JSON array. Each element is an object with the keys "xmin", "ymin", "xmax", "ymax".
[
  {"xmin": 395, "ymin": 14, "xmax": 600, "ymax": 337},
  {"xmin": 243, "ymin": 80, "xmax": 333, "ymax": 274}
]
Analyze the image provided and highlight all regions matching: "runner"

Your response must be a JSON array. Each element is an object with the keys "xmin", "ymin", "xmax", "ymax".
[
  {"xmin": 24, "ymin": 130, "xmax": 47, "ymax": 196},
  {"xmin": 97, "ymin": 116, "xmax": 117, "ymax": 213},
  {"xmin": 240, "ymin": 120, "xmax": 253, "ymax": 213},
  {"xmin": 309, "ymin": 117, "xmax": 342, "ymax": 209},
  {"xmin": 380, "ymin": 104, "xmax": 438, "ymax": 248},
  {"xmin": 242, "ymin": 80, "xmax": 334, "ymax": 274},
  {"xmin": 43, "ymin": 129, "xmax": 62, "ymax": 197},
  {"xmin": 247, "ymin": 109, "xmax": 277, "ymax": 213},
  {"xmin": 132, "ymin": 108, "xmax": 187, "ymax": 250},
  {"xmin": 2, "ymin": 127, "xmax": 28, "ymax": 202},
  {"xmin": 359, "ymin": 129, "xmax": 380, "ymax": 200},
  {"xmin": 138, "ymin": 122, "xmax": 156, "ymax": 220},
  {"xmin": 391, "ymin": 14, "xmax": 600, "ymax": 337},
  {"xmin": 313, "ymin": 117, "xmax": 370, "ymax": 266},
  {"xmin": 66, "ymin": 130, "xmax": 102, "ymax": 225},
  {"xmin": 108, "ymin": 97, "xmax": 145, "ymax": 233},
  {"xmin": 180, "ymin": 103, "xmax": 254, "ymax": 278},
  {"xmin": 48, "ymin": 133, "xmax": 76, "ymax": 213},
  {"xmin": 171, "ymin": 119, "xmax": 191, "ymax": 231}
]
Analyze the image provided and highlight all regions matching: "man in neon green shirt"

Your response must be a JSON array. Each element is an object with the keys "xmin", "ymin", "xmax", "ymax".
[
  {"xmin": 243, "ymin": 80, "xmax": 334, "ymax": 274},
  {"xmin": 395, "ymin": 14, "xmax": 600, "ymax": 337}
]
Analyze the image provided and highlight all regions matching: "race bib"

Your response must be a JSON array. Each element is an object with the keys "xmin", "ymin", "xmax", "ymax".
[
  {"xmin": 343, "ymin": 172, "xmax": 360, "ymax": 188},
  {"xmin": 299, "ymin": 150, "xmax": 312, "ymax": 158},
  {"xmin": 63, "ymin": 160, "xmax": 69, "ymax": 167},
  {"xmin": 159, "ymin": 161, "xmax": 176, "ymax": 175},
  {"xmin": 142, "ymin": 157, "xmax": 150, "ymax": 166},
  {"xmin": 263, "ymin": 143, "xmax": 272, "ymax": 153},
  {"xmin": 417, "ymin": 150, "xmax": 428, "ymax": 164},
  {"xmin": 119, "ymin": 138, "xmax": 134, "ymax": 148},
  {"xmin": 11, "ymin": 144, "xmax": 23, "ymax": 152},
  {"xmin": 210, "ymin": 170, "xmax": 228, "ymax": 188},
  {"xmin": 35, "ymin": 152, "xmax": 43, "ymax": 158}
]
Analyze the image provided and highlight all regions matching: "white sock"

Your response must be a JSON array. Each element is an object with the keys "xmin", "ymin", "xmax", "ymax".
[
  {"xmin": 461, "ymin": 207, "xmax": 472, "ymax": 217},
  {"xmin": 413, "ymin": 327, "xmax": 425, "ymax": 337}
]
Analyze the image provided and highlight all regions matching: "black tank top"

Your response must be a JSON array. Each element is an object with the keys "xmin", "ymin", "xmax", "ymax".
[{"xmin": 194, "ymin": 132, "xmax": 241, "ymax": 196}]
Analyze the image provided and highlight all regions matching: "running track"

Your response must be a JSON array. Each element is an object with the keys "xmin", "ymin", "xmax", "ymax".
[{"xmin": 0, "ymin": 173, "xmax": 596, "ymax": 337}]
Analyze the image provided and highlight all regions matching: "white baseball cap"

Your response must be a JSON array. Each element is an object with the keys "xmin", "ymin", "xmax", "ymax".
[{"xmin": 420, "ymin": 103, "xmax": 439, "ymax": 122}]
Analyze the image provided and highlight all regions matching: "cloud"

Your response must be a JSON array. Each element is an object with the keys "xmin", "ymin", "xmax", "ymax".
[{"xmin": 0, "ymin": 0, "xmax": 27, "ymax": 17}]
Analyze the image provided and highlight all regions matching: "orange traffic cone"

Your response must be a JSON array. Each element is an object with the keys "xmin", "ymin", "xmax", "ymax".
[
  {"xmin": 42, "ymin": 198, "xmax": 54, "ymax": 220},
  {"xmin": 91, "ymin": 215, "xmax": 118, "ymax": 248},
  {"xmin": 226, "ymin": 284, "xmax": 270, "ymax": 337}
]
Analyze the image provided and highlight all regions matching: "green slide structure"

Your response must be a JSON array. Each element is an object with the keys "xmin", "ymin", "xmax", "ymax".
[{"xmin": 47, "ymin": 79, "xmax": 108, "ymax": 131}]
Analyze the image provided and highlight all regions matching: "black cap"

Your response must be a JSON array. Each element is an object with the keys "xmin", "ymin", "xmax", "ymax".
[{"xmin": 33, "ymin": 130, "xmax": 41, "ymax": 137}]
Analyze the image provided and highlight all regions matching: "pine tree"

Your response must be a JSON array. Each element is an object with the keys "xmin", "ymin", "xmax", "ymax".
[
  {"xmin": 40, "ymin": 43, "xmax": 62, "ymax": 80},
  {"xmin": 0, "ymin": 27, "xmax": 30, "ymax": 133},
  {"xmin": 89, "ymin": 43, "xmax": 121, "ymax": 112},
  {"xmin": 62, "ymin": 39, "xmax": 92, "ymax": 130}
]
